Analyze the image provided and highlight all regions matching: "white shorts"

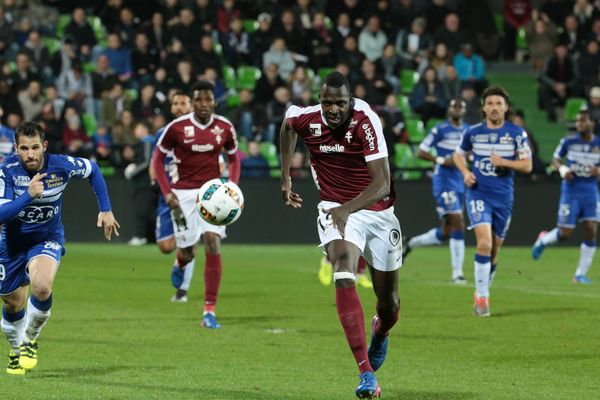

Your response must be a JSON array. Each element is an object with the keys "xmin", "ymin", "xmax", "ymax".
[
  {"xmin": 172, "ymin": 188, "xmax": 226, "ymax": 248},
  {"xmin": 317, "ymin": 201, "xmax": 403, "ymax": 272}
]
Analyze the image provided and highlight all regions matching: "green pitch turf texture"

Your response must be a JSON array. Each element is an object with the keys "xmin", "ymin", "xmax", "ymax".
[{"xmin": 2, "ymin": 244, "xmax": 598, "ymax": 400}]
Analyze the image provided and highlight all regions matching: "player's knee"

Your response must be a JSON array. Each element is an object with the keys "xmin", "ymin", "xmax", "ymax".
[
  {"xmin": 158, "ymin": 240, "xmax": 176, "ymax": 254},
  {"xmin": 476, "ymin": 240, "xmax": 492, "ymax": 255},
  {"xmin": 30, "ymin": 285, "xmax": 52, "ymax": 301}
]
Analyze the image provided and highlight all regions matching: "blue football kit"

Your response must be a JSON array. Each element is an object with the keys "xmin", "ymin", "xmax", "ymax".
[
  {"xmin": 420, "ymin": 120, "xmax": 469, "ymax": 217},
  {"xmin": 154, "ymin": 127, "xmax": 175, "ymax": 242},
  {"xmin": 553, "ymin": 133, "xmax": 600, "ymax": 228},
  {"xmin": 457, "ymin": 121, "xmax": 531, "ymax": 239},
  {"xmin": 0, "ymin": 154, "xmax": 111, "ymax": 295}
]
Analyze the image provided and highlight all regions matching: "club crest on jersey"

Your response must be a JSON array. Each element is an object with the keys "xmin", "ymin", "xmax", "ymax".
[
  {"xmin": 216, "ymin": 135, "xmax": 222, "ymax": 144},
  {"xmin": 309, "ymin": 123, "xmax": 322, "ymax": 136},
  {"xmin": 184, "ymin": 126, "xmax": 194, "ymax": 137},
  {"xmin": 500, "ymin": 133, "xmax": 513, "ymax": 144},
  {"xmin": 345, "ymin": 131, "xmax": 352, "ymax": 143},
  {"xmin": 489, "ymin": 133, "xmax": 498, "ymax": 143},
  {"xmin": 211, "ymin": 125, "xmax": 224, "ymax": 135}
]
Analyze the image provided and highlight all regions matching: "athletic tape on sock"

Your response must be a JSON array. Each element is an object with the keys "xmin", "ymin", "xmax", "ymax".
[{"xmin": 333, "ymin": 272, "xmax": 356, "ymax": 281}]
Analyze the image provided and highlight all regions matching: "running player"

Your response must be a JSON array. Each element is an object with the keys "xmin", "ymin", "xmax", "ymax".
[
  {"xmin": 150, "ymin": 91, "xmax": 194, "ymax": 302},
  {"xmin": 453, "ymin": 86, "xmax": 532, "ymax": 317},
  {"xmin": 403, "ymin": 99, "xmax": 469, "ymax": 284},
  {"xmin": 151, "ymin": 81, "xmax": 240, "ymax": 329},
  {"xmin": 0, "ymin": 121, "xmax": 119, "ymax": 374},
  {"xmin": 280, "ymin": 71, "xmax": 402, "ymax": 398},
  {"xmin": 531, "ymin": 110, "xmax": 599, "ymax": 284}
]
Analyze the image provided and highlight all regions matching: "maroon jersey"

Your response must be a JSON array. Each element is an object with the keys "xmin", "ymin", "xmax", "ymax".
[
  {"xmin": 156, "ymin": 112, "xmax": 238, "ymax": 189},
  {"xmin": 285, "ymin": 98, "xmax": 395, "ymax": 211}
]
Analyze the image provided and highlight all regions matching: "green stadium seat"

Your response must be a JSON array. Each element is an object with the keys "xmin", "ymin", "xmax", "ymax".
[
  {"xmin": 400, "ymin": 70, "xmax": 419, "ymax": 94},
  {"xmin": 260, "ymin": 142, "xmax": 279, "ymax": 177},
  {"xmin": 56, "ymin": 14, "xmax": 71, "ymax": 38},
  {"xmin": 494, "ymin": 14, "xmax": 504, "ymax": 35},
  {"xmin": 41, "ymin": 37, "xmax": 61, "ymax": 55},
  {"xmin": 214, "ymin": 43, "xmax": 223, "ymax": 58},
  {"xmin": 564, "ymin": 97, "xmax": 587, "ymax": 121},
  {"xmin": 237, "ymin": 65, "xmax": 261, "ymax": 90},
  {"xmin": 516, "ymin": 27, "xmax": 527, "ymax": 50},
  {"xmin": 426, "ymin": 118, "xmax": 444, "ymax": 132},
  {"xmin": 82, "ymin": 113, "xmax": 97, "ymax": 136},
  {"xmin": 125, "ymin": 88, "xmax": 138, "ymax": 102},
  {"xmin": 237, "ymin": 138, "xmax": 248, "ymax": 154},
  {"xmin": 226, "ymin": 91, "xmax": 241, "ymax": 108},
  {"xmin": 223, "ymin": 65, "xmax": 237, "ymax": 89},
  {"xmin": 406, "ymin": 118, "xmax": 426, "ymax": 143},
  {"xmin": 87, "ymin": 16, "xmax": 107, "ymax": 42},
  {"xmin": 243, "ymin": 19, "xmax": 258, "ymax": 34},
  {"xmin": 83, "ymin": 62, "xmax": 96, "ymax": 73},
  {"xmin": 394, "ymin": 143, "xmax": 421, "ymax": 180},
  {"xmin": 317, "ymin": 67, "xmax": 334, "ymax": 84},
  {"xmin": 396, "ymin": 94, "xmax": 411, "ymax": 117}
]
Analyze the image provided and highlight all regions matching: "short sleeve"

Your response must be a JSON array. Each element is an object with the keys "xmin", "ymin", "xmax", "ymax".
[
  {"xmin": 553, "ymin": 137, "xmax": 568, "ymax": 160},
  {"xmin": 358, "ymin": 115, "xmax": 387, "ymax": 162},
  {"xmin": 224, "ymin": 124, "xmax": 238, "ymax": 155},
  {"xmin": 63, "ymin": 156, "xmax": 93, "ymax": 179},
  {"xmin": 419, "ymin": 127, "xmax": 438, "ymax": 152},
  {"xmin": 0, "ymin": 167, "xmax": 13, "ymax": 204},
  {"xmin": 458, "ymin": 128, "xmax": 473, "ymax": 153},
  {"xmin": 516, "ymin": 130, "xmax": 532, "ymax": 160},
  {"xmin": 156, "ymin": 123, "xmax": 178, "ymax": 154}
]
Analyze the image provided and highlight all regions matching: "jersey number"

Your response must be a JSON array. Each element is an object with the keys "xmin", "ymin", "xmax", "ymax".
[
  {"xmin": 469, "ymin": 200, "xmax": 485, "ymax": 214},
  {"xmin": 441, "ymin": 191, "xmax": 457, "ymax": 205},
  {"xmin": 0, "ymin": 264, "xmax": 4, "ymax": 281}
]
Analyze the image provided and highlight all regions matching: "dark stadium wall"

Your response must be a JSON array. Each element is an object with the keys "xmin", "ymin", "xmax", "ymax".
[{"xmin": 62, "ymin": 177, "xmax": 593, "ymax": 246}]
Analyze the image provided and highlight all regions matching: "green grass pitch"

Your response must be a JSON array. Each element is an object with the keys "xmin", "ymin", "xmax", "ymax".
[{"xmin": 2, "ymin": 244, "xmax": 598, "ymax": 399}]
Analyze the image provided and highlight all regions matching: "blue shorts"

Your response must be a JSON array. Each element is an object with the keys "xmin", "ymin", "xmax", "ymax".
[
  {"xmin": 557, "ymin": 189, "xmax": 600, "ymax": 228},
  {"xmin": 433, "ymin": 182, "xmax": 464, "ymax": 218},
  {"xmin": 0, "ymin": 240, "xmax": 64, "ymax": 296},
  {"xmin": 155, "ymin": 196, "xmax": 174, "ymax": 242},
  {"xmin": 465, "ymin": 191, "xmax": 513, "ymax": 239}
]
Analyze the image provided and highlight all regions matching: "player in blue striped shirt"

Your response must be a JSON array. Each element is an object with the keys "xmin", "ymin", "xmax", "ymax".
[
  {"xmin": 404, "ymin": 99, "xmax": 469, "ymax": 284},
  {"xmin": 532, "ymin": 110, "xmax": 599, "ymax": 284},
  {"xmin": 0, "ymin": 122, "xmax": 119, "ymax": 374},
  {"xmin": 453, "ymin": 86, "xmax": 532, "ymax": 317}
]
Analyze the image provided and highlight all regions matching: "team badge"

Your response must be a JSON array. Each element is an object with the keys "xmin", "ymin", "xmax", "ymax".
[
  {"xmin": 500, "ymin": 133, "xmax": 513, "ymax": 144},
  {"xmin": 211, "ymin": 126, "xmax": 224, "ymax": 135},
  {"xmin": 345, "ymin": 131, "xmax": 353, "ymax": 143},
  {"xmin": 489, "ymin": 133, "xmax": 497, "ymax": 143},
  {"xmin": 216, "ymin": 135, "xmax": 222, "ymax": 144},
  {"xmin": 309, "ymin": 123, "xmax": 322, "ymax": 136},
  {"xmin": 472, "ymin": 212, "xmax": 481, "ymax": 222},
  {"xmin": 184, "ymin": 126, "xmax": 194, "ymax": 137},
  {"xmin": 389, "ymin": 229, "xmax": 401, "ymax": 246}
]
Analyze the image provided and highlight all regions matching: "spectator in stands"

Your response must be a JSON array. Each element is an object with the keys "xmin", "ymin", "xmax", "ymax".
[
  {"xmin": 335, "ymin": 35, "xmax": 365, "ymax": 83},
  {"xmin": 0, "ymin": 7, "xmax": 15, "ymax": 60},
  {"xmin": 50, "ymin": 37, "xmax": 78, "ymax": 76},
  {"xmin": 459, "ymin": 84, "xmax": 481, "ymax": 124},
  {"xmin": 512, "ymin": 109, "xmax": 546, "ymax": 177},
  {"xmin": 44, "ymin": 85, "xmax": 66, "ymax": 120},
  {"xmin": 263, "ymin": 37, "xmax": 295, "ymax": 80},
  {"xmin": 91, "ymin": 124, "xmax": 112, "ymax": 162},
  {"xmin": 164, "ymin": 38, "xmax": 187, "ymax": 78},
  {"xmin": 131, "ymin": 83, "xmax": 163, "ymax": 120},
  {"xmin": 587, "ymin": 86, "xmax": 600, "ymax": 134},
  {"xmin": 0, "ymin": 78, "xmax": 22, "ymax": 119},
  {"xmin": 17, "ymin": 80, "xmax": 43, "ymax": 121},
  {"xmin": 62, "ymin": 106, "xmax": 94, "ymax": 158},
  {"xmin": 14, "ymin": 17, "xmax": 33, "ymax": 47},
  {"xmin": 171, "ymin": 8, "xmax": 203, "ymax": 50},
  {"xmin": 0, "ymin": 106, "xmax": 15, "ymax": 163},
  {"xmin": 288, "ymin": 65, "xmax": 314, "ymax": 103},
  {"xmin": 254, "ymin": 62, "xmax": 286, "ymax": 104},
  {"xmin": 526, "ymin": 10, "xmax": 558, "ymax": 72},
  {"xmin": 538, "ymin": 43, "xmax": 580, "ymax": 122},
  {"xmin": 358, "ymin": 15, "xmax": 387, "ymax": 62},
  {"xmin": 419, "ymin": 42, "xmax": 451, "ymax": 79},
  {"xmin": 393, "ymin": 0, "xmax": 421, "ymax": 27},
  {"xmin": 395, "ymin": 17, "xmax": 432, "ymax": 70},
  {"xmin": 425, "ymin": 0, "xmax": 451, "ymax": 34},
  {"xmin": 22, "ymin": 30, "xmax": 51, "ymax": 85},
  {"xmin": 199, "ymin": 67, "xmax": 228, "ymax": 113},
  {"xmin": 559, "ymin": 15, "xmax": 585, "ymax": 56},
  {"xmin": 372, "ymin": 0, "xmax": 398, "ymax": 37},
  {"xmin": 34, "ymin": 101, "xmax": 62, "ymax": 153},
  {"xmin": 124, "ymin": 121, "xmax": 155, "ymax": 246},
  {"xmin": 453, "ymin": 43, "xmax": 486, "ymax": 94},
  {"xmin": 91, "ymin": 54, "xmax": 118, "ymax": 118},
  {"xmin": 539, "ymin": 0, "xmax": 575, "ymax": 27},
  {"xmin": 379, "ymin": 43, "xmax": 402, "ymax": 93},
  {"xmin": 146, "ymin": 12, "xmax": 170, "ymax": 54},
  {"xmin": 216, "ymin": 0, "xmax": 241, "ymax": 34},
  {"xmin": 132, "ymin": 32, "xmax": 160, "ymax": 85},
  {"xmin": 8, "ymin": 52, "xmax": 40, "ymax": 94},
  {"xmin": 327, "ymin": 0, "xmax": 367, "ymax": 30},
  {"xmin": 307, "ymin": 11, "xmax": 334, "ymax": 70},
  {"xmin": 98, "ymin": 0, "xmax": 125, "ymax": 34},
  {"xmin": 172, "ymin": 59, "xmax": 196, "ymax": 93},
  {"xmin": 410, "ymin": 66, "xmax": 447, "ymax": 123},
  {"xmin": 103, "ymin": 33, "xmax": 133, "ymax": 85},
  {"xmin": 250, "ymin": 12, "xmax": 275, "ymax": 67},
  {"xmin": 290, "ymin": 150, "xmax": 310, "ymax": 178},
  {"xmin": 441, "ymin": 65, "xmax": 462, "ymax": 100},
  {"xmin": 112, "ymin": 109, "xmax": 136, "ymax": 146},
  {"xmin": 356, "ymin": 58, "xmax": 393, "ymax": 106},
  {"xmin": 222, "ymin": 16, "xmax": 251, "ymax": 68},
  {"xmin": 193, "ymin": 0, "xmax": 217, "ymax": 34},
  {"xmin": 572, "ymin": 0, "xmax": 600, "ymax": 37},
  {"xmin": 433, "ymin": 13, "xmax": 470, "ymax": 57},
  {"xmin": 57, "ymin": 61, "xmax": 94, "ymax": 115},
  {"xmin": 64, "ymin": 7, "xmax": 96, "ymax": 59},
  {"xmin": 589, "ymin": 18, "xmax": 600, "ymax": 43},
  {"xmin": 457, "ymin": 0, "xmax": 500, "ymax": 59},
  {"xmin": 294, "ymin": 0, "xmax": 316, "ymax": 30},
  {"xmin": 230, "ymin": 89, "xmax": 265, "ymax": 141},
  {"xmin": 579, "ymin": 40, "xmax": 600, "ymax": 96},
  {"xmin": 100, "ymin": 82, "xmax": 130, "ymax": 128},
  {"xmin": 116, "ymin": 7, "xmax": 139, "ymax": 49},
  {"xmin": 193, "ymin": 35, "xmax": 223, "ymax": 77},
  {"xmin": 241, "ymin": 140, "xmax": 270, "ymax": 178},
  {"xmin": 378, "ymin": 93, "xmax": 407, "ymax": 144},
  {"xmin": 503, "ymin": 0, "xmax": 533, "ymax": 61},
  {"xmin": 265, "ymin": 86, "xmax": 291, "ymax": 146},
  {"xmin": 332, "ymin": 12, "xmax": 355, "ymax": 51},
  {"xmin": 274, "ymin": 8, "xmax": 308, "ymax": 56}
]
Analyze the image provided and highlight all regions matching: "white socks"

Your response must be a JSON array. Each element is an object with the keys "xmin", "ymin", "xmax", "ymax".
[
  {"xmin": 1, "ymin": 309, "xmax": 25, "ymax": 353},
  {"xmin": 540, "ymin": 228, "xmax": 560, "ymax": 246},
  {"xmin": 409, "ymin": 228, "xmax": 443, "ymax": 248},
  {"xmin": 474, "ymin": 254, "xmax": 491, "ymax": 298},
  {"xmin": 180, "ymin": 259, "xmax": 196, "ymax": 291},
  {"xmin": 575, "ymin": 242, "xmax": 596, "ymax": 277},
  {"xmin": 24, "ymin": 297, "xmax": 51, "ymax": 342},
  {"xmin": 450, "ymin": 238, "xmax": 465, "ymax": 278}
]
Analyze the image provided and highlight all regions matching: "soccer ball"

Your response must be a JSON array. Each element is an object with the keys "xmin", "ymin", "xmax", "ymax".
[{"xmin": 196, "ymin": 178, "xmax": 244, "ymax": 226}]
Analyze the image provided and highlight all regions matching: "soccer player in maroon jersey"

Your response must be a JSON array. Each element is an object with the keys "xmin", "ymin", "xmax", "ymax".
[
  {"xmin": 280, "ymin": 71, "xmax": 402, "ymax": 398},
  {"xmin": 151, "ymin": 81, "xmax": 241, "ymax": 329}
]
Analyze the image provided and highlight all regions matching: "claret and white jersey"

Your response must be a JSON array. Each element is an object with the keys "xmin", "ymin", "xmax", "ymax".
[
  {"xmin": 156, "ymin": 112, "xmax": 238, "ymax": 190},
  {"xmin": 285, "ymin": 97, "xmax": 396, "ymax": 211}
]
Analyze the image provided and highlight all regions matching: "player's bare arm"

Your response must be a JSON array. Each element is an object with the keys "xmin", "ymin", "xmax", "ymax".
[
  {"xmin": 97, "ymin": 211, "xmax": 120, "ymax": 241},
  {"xmin": 279, "ymin": 118, "xmax": 302, "ymax": 208},
  {"xmin": 453, "ymin": 150, "xmax": 476, "ymax": 187},
  {"xmin": 417, "ymin": 149, "xmax": 454, "ymax": 167},
  {"xmin": 490, "ymin": 152, "xmax": 532, "ymax": 173},
  {"xmin": 325, "ymin": 157, "xmax": 391, "ymax": 236}
]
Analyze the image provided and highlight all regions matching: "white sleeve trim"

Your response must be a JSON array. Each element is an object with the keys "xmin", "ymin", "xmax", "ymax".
[
  {"xmin": 82, "ymin": 158, "xmax": 92, "ymax": 178},
  {"xmin": 365, "ymin": 151, "xmax": 388, "ymax": 162},
  {"xmin": 455, "ymin": 146, "xmax": 466, "ymax": 155},
  {"xmin": 0, "ymin": 199, "xmax": 11, "ymax": 205}
]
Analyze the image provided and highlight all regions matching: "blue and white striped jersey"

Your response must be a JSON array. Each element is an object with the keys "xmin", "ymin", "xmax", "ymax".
[
  {"xmin": 0, "ymin": 154, "xmax": 107, "ymax": 248},
  {"xmin": 553, "ymin": 133, "xmax": 600, "ymax": 193},
  {"xmin": 420, "ymin": 120, "xmax": 469, "ymax": 185},
  {"xmin": 458, "ymin": 121, "xmax": 531, "ymax": 202}
]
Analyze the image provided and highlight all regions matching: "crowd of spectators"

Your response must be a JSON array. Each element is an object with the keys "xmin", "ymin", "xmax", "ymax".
[{"xmin": 0, "ymin": 0, "xmax": 599, "ymax": 177}]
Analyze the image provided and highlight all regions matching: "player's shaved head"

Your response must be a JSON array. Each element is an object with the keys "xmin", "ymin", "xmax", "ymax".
[
  {"xmin": 191, "ymin": 80, "xmax": 216, "ymax": 124},
  {"xmin": 323, "ymin": 71, "xmax": 351, "ymax": 91},
  {"xmin": 320, "ymin": 71, "xmax": 353, "ymax": 129},
  {"xmin": 15, "ymin": 121, "xmax": 45, "ymax": 145}
]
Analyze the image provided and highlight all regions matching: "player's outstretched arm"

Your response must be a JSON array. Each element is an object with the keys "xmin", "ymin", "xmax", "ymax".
[
  {"xmin": 280, "ymin": 118, "xmax": 302, "ymax": 208},
  {"xmin": 97, "ymin": 211, "xmax": 120, "ymax": 241}
]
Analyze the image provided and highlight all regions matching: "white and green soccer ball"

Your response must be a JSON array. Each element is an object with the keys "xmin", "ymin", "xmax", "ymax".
[{"xmin": 196, "ymin": 178, "xmax": 244, "ymax": 226}]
